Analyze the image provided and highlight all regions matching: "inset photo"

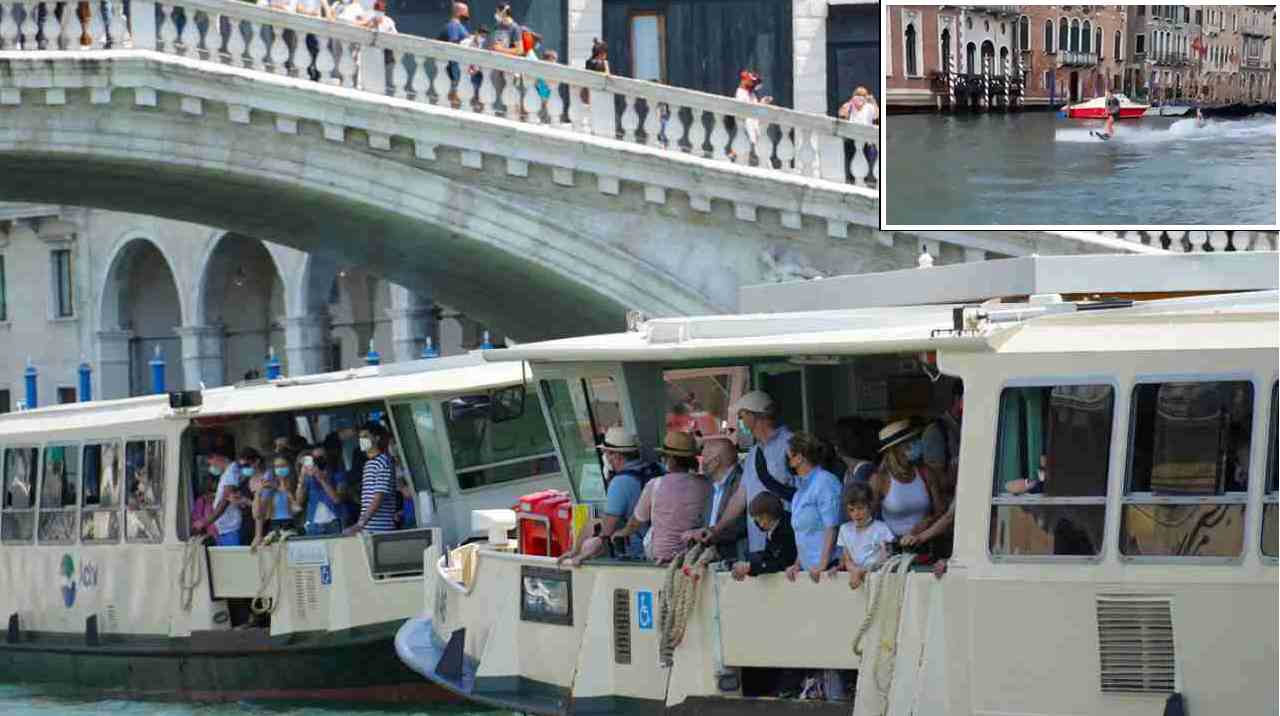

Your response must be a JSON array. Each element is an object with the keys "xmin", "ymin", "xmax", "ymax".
[{"xmin": 881, "ymin": 3, "xmax": 1277, "ymax": 227}]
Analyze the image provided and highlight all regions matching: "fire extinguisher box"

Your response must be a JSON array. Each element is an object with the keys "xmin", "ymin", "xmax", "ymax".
[{"xmin": 514, "ymin": 489, "xmax": 573, "ymax": 557}]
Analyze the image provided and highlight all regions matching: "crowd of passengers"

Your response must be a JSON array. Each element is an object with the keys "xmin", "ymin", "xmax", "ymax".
[
  {"xmin": 191, "ymin": 417, "xmax": 418, "ymax": 548},
  {"xmin": 555, "ymin": 384, "xmax": 964, "ymax": 699}
]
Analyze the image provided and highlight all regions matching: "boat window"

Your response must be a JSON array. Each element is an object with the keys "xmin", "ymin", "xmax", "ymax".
[
  {"xmin": 390, "ymin": 402, "xmax": 450, "ymax": 496},
  {"xmin": 2, "ymin": 446, "xmax": 38, "ymax": 543},
  {"xmin": 541, "ymin": 378, "xmax": 607, "ymax": 501},
  {"xmin": 81, "ymin": 442, "xmax": 123, "ymax": 543},
  {"xmin": 989, "ymin": 385, "xmax": 1113, "ymax": 558},
  {"xmin": 1262, "ymin": 382, "xmax": 1277, "ymax": 560},
  {"xmin": 663, "ymin": 367, "xmax": 747, "ymax": 438},
  {"xmin": 38, "ymin": 444, "xmax": 79, "ymax": 544},
  {"xmin": 124, "ymin": 440, "xmax": 165, "ymax": 543},
  {"xmin": 445, "ymin": 386, "xmax": 559, "ymax": 491},
  {"xmin": 1121, "ymin": 381, "xmax": 1252, "ymax": 559}
]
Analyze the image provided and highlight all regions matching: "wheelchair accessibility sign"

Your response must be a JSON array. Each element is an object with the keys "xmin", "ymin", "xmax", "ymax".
[{"xmin": 636, "ymin": 591, "xmax": 653, "ymax": 630}]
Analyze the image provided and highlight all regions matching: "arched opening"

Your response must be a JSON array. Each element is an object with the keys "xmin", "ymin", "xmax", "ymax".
[
  {"xmin": 1070, "ymin": 19, "xmax": 1080, "ymax": 53},
  {"xmin": 1082, "ymin": 21, "xmax": 1092, "ymax": 54},
  {"xmin": 1058, "ymin": 18, "xmax": 1069, "ymax": 54},
  {"xmin": 100, "ymin": 239, "xmax": 183, "ymax": 396},
  {"xmin": 1044, "ymin": 20, "xmax": 1054, "ymax": 53},
  {"xmin": 999, "ymin": 46, "xmax": 1009, "ymax": 76},
  {"xmin": 1114, "ymin": 31, "xmax": 1122, "ymax": 61},
  {"xmin": 940, "ymin": 28, "xmax": 952, "ymax": 73},
  {"xmin": 326, "ymin": 268, "xmax": 395, "ymax": 370},
  {"xmin": 1096, "ymin": 28, "xmax": 1103, "ymax": 59},
  {"xmin": 200, "ymin": 234, "xmax": 286, "ymax": 383},
  {"xmin": 905, "ymin": 23, "xmax": 918, "ymax": 76},
  {"xmin": 1019, "ymin": 16, "xmax": 1029, "ymax": 51},
  {"xmin": 966, "ymin": 42, "xmax": 977, "ymax": 74},
  {"xmin": 982, "ymin": 41, "xmax": 996, "ymax": 75}
]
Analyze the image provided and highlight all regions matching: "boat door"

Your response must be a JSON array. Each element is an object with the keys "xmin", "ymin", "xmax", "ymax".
[{"xmin": 753, "ymin": 362, "xmax": 807, "ymax": 434}]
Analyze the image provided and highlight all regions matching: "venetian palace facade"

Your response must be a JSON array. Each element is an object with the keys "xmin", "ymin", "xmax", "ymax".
[{"xmin": 887, "ymin": 5, "xmax": 1275, "ymax": 110}]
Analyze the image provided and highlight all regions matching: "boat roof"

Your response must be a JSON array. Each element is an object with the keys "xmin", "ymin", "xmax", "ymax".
[
  {"xmin": 740, "ymin": 253, "xmax": 1279, "ymax": 314},
  {"xmin": 0, "ymin": 354, "xmax": 529, "ymax": 438},
  {"xmin": 486, "ymin": 290, "xmax": 1279, "ymax": 365}
]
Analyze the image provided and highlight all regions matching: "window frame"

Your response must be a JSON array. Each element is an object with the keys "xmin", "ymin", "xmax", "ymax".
[
  {"xmin": 36, "ymin": 441, "xmax": 82, "ymax": 545},
  {"xmin": 122, "ymin": 437, "xmax": 167, "ymax": 544},
  {"xmin": 1262, "ymin": 381, "xmax": 1277, "ymax": 563},
  {"xmin": 51, "ymin": 248, "xmax": 75, "ymax": 319},
  {"xmin": 986, "ymin": 377, "xmax": 1120, "ymax": 564},
  {"xmin": 1044, "ymin": 19, "xmax": 1054, "ymax": 54},
  {"xmin": 903, "ymin": 20, "xmax": 921, "ymax": 78},
  {"xmin": 80, "ymin": 440, "xmax": 125, "ymax": 545},
  {"xmin": 1120, "ymin": 375, "xmax": 1255, "ymax": 564},
  {"xmin": 388, "ymin": 399, "xmax": 452, "ymax": 497},
  {"xmin": 627, "ymin": 10, "xmax": 667, "ymax": 84},
  {"xmin": 443, "ymin": 387, "xmax": 561, "ymax": 494},
  {"xmin": 1, "ymin": 444, "xmax": 41, "ymax": 544},
  {"xmin": 0, "ymin": 252, "xmax": 7, "ymax": 322}
]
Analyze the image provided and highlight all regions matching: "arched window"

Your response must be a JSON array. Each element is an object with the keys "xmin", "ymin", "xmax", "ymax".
[
  {"xmin": 1070, "ymin": 19, "xmax": 1080, "ymax": 53},
  {"xmin": 1082, "ymin": 21, "xmax": 1092, "ymax": 53},
  {"xmin": 1114, "ymin": 31, "xmax": 1122, "ymax": 60},
  {"xmin": 905, "ymin": 23, "xmax": 918, "ymax": 76},
  {"xmin": 999, "ymin": 47, "xmax": 1009, "ymax": 76},
  {"xmin": 1044, "ymin": 19, "xmax": 1054, "ymax": 53},
  {"xmin": 966, "ymin": 42, "xmax": 977, "ymax": 74},
  {"xmin": 1059, "ymin": 18, "xmax": 1069, "ymax": 53},
  {"xmin": 1019, "ymin": 16, "xmax": 1030, "ymax": 51},
  {"xmin": 940, "ymin": 28, "xmax": 952, "ymax": 73},
  {"xmin": 1096, "ymin": 27, "xmax": 1103, "ymax": 57}
]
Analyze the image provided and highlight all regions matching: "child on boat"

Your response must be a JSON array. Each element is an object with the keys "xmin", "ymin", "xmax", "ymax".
[
  {"xmin": 832, "ymin": 482, "xmax": 895, "ymax": 590},
  {"xmin": 729, "ymin": 491, "xmax": 797, "ymax": 580}
]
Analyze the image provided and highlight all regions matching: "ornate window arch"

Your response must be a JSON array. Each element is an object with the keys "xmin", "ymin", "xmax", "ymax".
[
  {"xmin": 1045, "ymin": 19, "xmax": 1055, "ymax": 53},
  {"xmin": 1070, "ymin": 18, "xmax": 1080, "ymax": 54},
  {"xmin": 1082, "ymin": 20, "xmax": 1092, "ymax": 53}
]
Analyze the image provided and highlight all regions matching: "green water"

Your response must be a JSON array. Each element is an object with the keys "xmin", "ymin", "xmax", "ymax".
[{"xmin": 0, "ymin": 686, "xmax": 508, "ymax": 716}]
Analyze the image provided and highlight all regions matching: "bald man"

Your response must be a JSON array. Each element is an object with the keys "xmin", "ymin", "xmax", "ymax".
[{"xmin": 684, "ymin": 436, "xmax": 748, "ymax": 561}]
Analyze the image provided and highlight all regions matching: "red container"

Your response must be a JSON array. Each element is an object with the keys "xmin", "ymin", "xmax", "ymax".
[{"xmin": 515, "ymin": 490, "xmax": 573, "ymax": 557}]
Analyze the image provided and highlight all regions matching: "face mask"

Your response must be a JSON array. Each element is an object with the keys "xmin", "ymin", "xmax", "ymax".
[
  {"xmin": 737, "ymin": 418, "xmax": 751, "ymax": 438},
  {"xmin": 906, "ymin": 439, "xmax": 925, "ymax": 465},
  {"xmin": 240, "ymin": 466, "xmax": 255, "ymax": 477},
  {"xmin": 274, "ymin": 467, "xmax": 289, "ymax": 477},
  {"xmin": 359, "ymin": 437, "xmax": 374, "ymax": 452},
  {"xmin": 209, "ymin": 464, "xmax": 223, "ymax": 477}
]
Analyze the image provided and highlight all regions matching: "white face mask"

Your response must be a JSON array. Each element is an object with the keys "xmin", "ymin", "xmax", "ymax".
[{"xmin": 359, "ymin": 437, "xmax": 373, "ymax": 452}]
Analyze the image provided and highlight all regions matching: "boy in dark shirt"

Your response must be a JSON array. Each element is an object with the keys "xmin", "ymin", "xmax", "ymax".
[{"xmin": 730, "ymin": 492, "xmax": 796, "ymax": 579}]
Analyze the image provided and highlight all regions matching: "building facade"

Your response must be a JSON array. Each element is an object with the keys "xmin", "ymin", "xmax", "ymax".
[
  {"xmin": 886, "ymin": 5, "xmax": 1024, "ymax": 110},
  {"xmin": 0, "ymin": 205, "xmax": 485, "ymax": 411},
  {"xmin": 1123, "ymin": 5, "xmax": 1275, "ymax": 104},
  {"xmin": 1017, "ymin": 5, "xmax": 1128, "ymax": 107}
]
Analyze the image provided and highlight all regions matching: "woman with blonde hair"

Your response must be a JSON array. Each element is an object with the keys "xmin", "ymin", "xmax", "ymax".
[{"xmin": 871, "ymin": 420, "xmax": 941, "ymax": 542}]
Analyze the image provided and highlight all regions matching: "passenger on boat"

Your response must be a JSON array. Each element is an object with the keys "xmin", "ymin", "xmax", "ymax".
[
  {"xmin": 872, "ymin": 420, "xmax": 941, "ymax": 543},
  {"xmin": 253, "ymin": 452, "xmax": 300, "ymax": 547},
  {"xmin": 191, "ymin": 474, "xmax": 220, "ymax": 539},
  {"xmin": 729, "ymin": 492, "xmax": 797, "ymax": 580},
  {"xmin": 686, "ymin": 436, "xmax": 747, "ymax": 560},
  {"xmin": 923, "ymin": 381, "xmax": 963, "ymax": 510},
  {"xmin": 783, "ymin": 433, "xmax": 843, "ymax": 583},
  {"xmin": 328, "ymin": 416, "xmax": 367, "ymax": 478},
  {"xmin": 344, "ymin": 424, "xmax": 399, "ymax": 534},
  {"xmin": 397, "ymin": 473, "xmax": 417, "ymax": 529},
  {"xmin": 195, "ymin": 452, "xmax": 247, "ymax": 547},
  {"xmin": 610, "ymin": 431, "xmax": 709, "ymax": 563},
  {"xmin": 557, "ymin": 426, "xmax": 660, "ymax": 565},
  {"xmin": 834, "ymin": 417, "xmax": 882, "ymax": 488},
  {"xmin": 712, "ymin": 391, "xmax": 795, "ymax": 554},
  {"xmin": 833, "ymin": 482, "xmax": 894, "ymax": 590},
  {"xmin": 294, "ymin": 449, "xmax": 346, "ymax": 536}
]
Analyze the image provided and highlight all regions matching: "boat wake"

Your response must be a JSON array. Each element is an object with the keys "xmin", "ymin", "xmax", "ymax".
[{"xmin": 1054, "ymin": 117, "xmax": 1276, "ymax": 144}]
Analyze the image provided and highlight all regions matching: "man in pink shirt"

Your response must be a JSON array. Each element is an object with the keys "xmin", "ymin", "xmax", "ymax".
[{"xmin": 614, "ymin": 431, "xmax": 709, "ymax": 563}]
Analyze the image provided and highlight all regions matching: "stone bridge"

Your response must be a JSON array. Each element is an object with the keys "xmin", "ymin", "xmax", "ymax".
[{"xmin": 0, "ymin": 0, "xmax": 1162, "ymax": 340}]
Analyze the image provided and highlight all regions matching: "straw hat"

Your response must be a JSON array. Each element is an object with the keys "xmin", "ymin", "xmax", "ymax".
[
  {"xmin": 596, "ymin": 426, "xmax": 640, "ymax": 453},
  {"xmin": 878, "ymin": 419, "xmax": 921, "ymax": 453},
  {"xmin": 656, "ymin": 430, "xmax": 699, "ymax": 458}
]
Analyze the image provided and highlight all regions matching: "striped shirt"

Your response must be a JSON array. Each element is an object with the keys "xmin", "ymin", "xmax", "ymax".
[{"xmin": 360, "ymin": 453, "xmax": 398, "ymax": 532}]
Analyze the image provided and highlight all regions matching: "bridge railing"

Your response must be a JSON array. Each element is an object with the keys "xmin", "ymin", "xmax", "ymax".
[{"xmin": 0, "ymin": 0, "xmax": 879, "ymax": 187}]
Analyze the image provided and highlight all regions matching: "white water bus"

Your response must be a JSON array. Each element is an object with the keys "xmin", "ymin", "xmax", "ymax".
[
  {"xmin": 0, "ymin": 353, "xmax": 568, "ymax": 701},
  {"xmin": 397, "ymin": 253, "xmax": 1279, "ymax": 715}
]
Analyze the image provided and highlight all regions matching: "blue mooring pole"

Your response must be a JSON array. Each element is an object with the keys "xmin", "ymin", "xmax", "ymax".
[
  {"xmin": 265, "ymin": 347, "xmax": 282, "ymax": 380},
  {"xmin": 365, "ymin": 340, "xmax": 381, "ymax": 366},
  {"xmin": 421, "ymin": 336, "xmax": 439, "ymax": 359},
  {"xmin": 78, "ymin": 358, "xmax": 92, "ymax": 402},
  {"xmin": 149, "ymin": 345, "xmax": 166, "ymax": 394},
  {"xmin": 480, "ymin": 330, "xmax": 494, "ymax": 350},
  {"xmin": 24, "ymin": 358, "xmax": 38, "ymax": 409}
]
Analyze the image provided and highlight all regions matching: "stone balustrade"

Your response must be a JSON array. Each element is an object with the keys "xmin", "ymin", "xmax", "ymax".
[{"xmin": 0, "ymin": 0, "xmax": 879, "ymax": 187}]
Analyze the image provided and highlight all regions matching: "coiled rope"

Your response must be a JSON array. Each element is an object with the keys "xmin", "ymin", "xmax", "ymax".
[
  {"xmin": 250, "ymin": 534, "xmax": 288, "ymax": 616},
  {"xmin": 178, "ymin": 534, "xmax": 209, "ymax": 612},
  {"xmin": 850, "ymin": 552, "xmax": 916, "ymax": 716},
  {"xmin": 658, "ymin": 543, "xmax": 719, "ymax": 666}
]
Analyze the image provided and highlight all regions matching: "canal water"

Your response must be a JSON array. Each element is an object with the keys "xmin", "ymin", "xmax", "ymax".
[
  {"xmin": 0, "ymin": 686, "xmax": 506, "ymax": 716},
  {"xmin": 885, "ymin": 111, "xmax": 1277, "ymax": 226}
]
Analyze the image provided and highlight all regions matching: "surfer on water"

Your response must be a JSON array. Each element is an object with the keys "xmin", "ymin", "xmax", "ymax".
[{"xmin": 1103, "ymin": 89, "xmax": 1120, "ymax": 138}]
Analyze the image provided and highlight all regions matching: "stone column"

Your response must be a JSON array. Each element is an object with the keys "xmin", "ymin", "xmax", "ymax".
[
  {"xmin": 438, "ymin": 310, "xmax": 484, "ymax": 355},
  {"xmin": 387, "ymin": 286, "xmax": 437, "ymax": 363},
  {"xmin": 566, "ymin": 0, "xmax": 603, "ymax": 71},
  {"xmin": 283, "ymin": 314, "xmax": 331, "ymax": 377},
  {"xmin": 176, "ymin": 325, "xmax": 225, "ymax": 389},
  {"xmin": 792, "ymin": 0, "xmax": 829, "ymax": 114},
  {"xmin": 95, "ymin": 330, "xmax": 133, "ymax": 399}
]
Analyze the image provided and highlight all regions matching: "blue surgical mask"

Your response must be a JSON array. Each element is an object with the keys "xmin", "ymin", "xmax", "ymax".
[
  {"xmin": 737, "ymin": 418, "xmax": 751, "ymax": 438},
  {"xmin": 907, "ymin": 439, "xmax": 925, "ymax": 465},
  {"xmin": 208, "ymin": 464, "xmax": 223, "ymax": 477},
  {"xmin": 240, "ymin": 466, "xmax": 255, "ymax": 478},
  {"xmin": 274, "ymin": 467, "xmax": 289, "ymax": 477}
]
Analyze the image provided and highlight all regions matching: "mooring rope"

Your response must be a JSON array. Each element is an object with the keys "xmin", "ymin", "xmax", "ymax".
[
  {"xmin": 659, "ymin": 542, "xmax": 719, "ymax": 666},
  {"xmin": 178, "ymin": 533, "xmax": 209, "ymax": 612}
]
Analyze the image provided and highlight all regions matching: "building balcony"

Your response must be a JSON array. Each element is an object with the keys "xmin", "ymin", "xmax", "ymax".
[
  {"xmin": 1152, "ymin": 52, "xmax": 1190, "ymax": 67},
  {"xmin": 1060, "ymin": 51, "xmax": 1099, "ymax": 67},
  {"xmin": 959, "ymin": 5, "xmax": 1021, "ymax": 18},
  {"xmin": 1244, "ymin": 57, "xmax": 1262, "ymax": 69}
]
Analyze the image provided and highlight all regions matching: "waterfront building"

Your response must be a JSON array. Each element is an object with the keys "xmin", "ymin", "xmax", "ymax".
[
  {"xmin": 0, "ymin": 204, "xmax": 485, "ymax": 410},
  {"xmin": 1239, "ymin": 5, "xmax": 1275, "ymax": 103},
  {"xmin": 885, "ymin": 5, "xmax": 1024, "ymax": 111},
  {"xmin": 1017, "ymin": 5, "xmax": 1129, "ymax": 107},
  {"xmin": 389, "ymin": 1, "xmax": 879, "ymax": 118}
]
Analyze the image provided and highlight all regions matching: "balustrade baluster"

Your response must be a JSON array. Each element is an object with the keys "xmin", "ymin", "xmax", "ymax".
[
  {"xmin": 429, "ymin": 58, "xmax": 450, "ymax": 106},
  {"xmin": 246, "ymin": 20, "xmax": 267, "ymax": 72},
  {"xmin": 391, "ymin": 52, "xmax": 410, "ymax": 98},
  {"xmin": 640, "ymin": 100, "xmax": 659, "ymax": 147},
  {"xmin": 410, "ymin": 56, "xmax": 430, "ymax": 102},
  {"xmin": 59, "ymin": 0, "xmax": 79, "ymax": 49},
  {"xmin": 476, "ymin": 69, "xmax": 497, "ymax": 115},
  {"xmin": 567, "ymin": 89, "xmax": 587, "ymax": 132},
  {"xmin": 775, "ymin": 126, "xmax": 796, "ymax": 172},
  {"xmin": 178, "ymin": 8, "xmax": 200, "ymax": 59},
  {"xmin": 18, "ymin": 2, "xmax": 38, "ymax": 50},
  {"xmin": 225, "ymin": 13, "xmax": 246, "ymax": 67},
  {"xmin": 335, "ymin": 41, "xmax": 356, "ymax": 87},
  {"xmin": 729, "ymin": 115, "xmax": 750, "ymax": 165},
  {"xmin": 0, "ymin": 5, "xmax": 17, "ymax": 50},
  {"xmin": 619, "ymin": 95, "xmax": 639, "ymax": 143},
  {"xmin": 41, "ymin": 2, "xmax": 61, "ymax": 50},
  {"xmin": 267, "ymin": 22, "xmax": 289, "ymax": 74},
  {"xmin": 86, "ymin": 2, "xmax": 105, "ymax": 48},
  {"xmin": 522, "ymin": 79, "xmax": 543, "ymax": 124},
  {"xmin": 709, "ymin": 113, "xmax": 731, "ymax": 161},
  {"xmin": 156, "ymin": 3, "xmax": 177, "ymax": 53},
  {"xmin": 457, "ymin": 63, "xmax": 477, "ymax": 111},
  {"xmin": 314, "ymin": 36, "xmax": 336, "ymax": 84},
  {"xmin": 687, "ymin": 109, "xmax": 707, "ymax": 157},
  {"xmin": 546, "ymin": 80, "xmax": 564, "ymax": 128},
  {"xmin": 500, "ymin": 72, "xmax": 521, "ymax": 120},
  {"xmin": 107, "ymin": 2, "xmax": 125, "ymax": 49},
  {"xmin": 758, "ymin": 122, "xmax": 779, "ymax": 169},
  {"xmin": 870, "ymin": 144, "xmax": 879, "ymax": 186},
  {"xmin": 850, "ymin": 141, "xmax": 869, "ymax": 187}
]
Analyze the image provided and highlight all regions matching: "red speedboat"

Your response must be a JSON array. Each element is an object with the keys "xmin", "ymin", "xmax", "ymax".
[{"xmin": 1063, "ymin": 93, "xmax": 1149, "ymax": 119}]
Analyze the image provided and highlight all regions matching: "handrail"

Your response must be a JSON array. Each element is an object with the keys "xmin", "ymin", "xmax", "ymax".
[{"xmin": 0, "ymin": 0, "xmax": 879, "ymax": 186}]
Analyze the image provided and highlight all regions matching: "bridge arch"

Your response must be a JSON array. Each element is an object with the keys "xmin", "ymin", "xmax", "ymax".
[{"xmin": 97, "ymin": 233, "xmax": 187, "ymax": 395}]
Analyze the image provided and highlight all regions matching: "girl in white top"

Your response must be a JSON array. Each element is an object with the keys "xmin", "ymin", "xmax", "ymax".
[
  {"xmin": 872, "ymin": 420, "xmax": 939, "ymax": 540},
  {"xmin": 833, "ymin": 482, "xmax": 895, "ymax": 590}
]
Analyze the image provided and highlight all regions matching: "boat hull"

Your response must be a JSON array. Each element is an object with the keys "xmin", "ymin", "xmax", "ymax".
[
  {"xmin": 0, "ymin": 619, "xmax": 459, "ymax": 703},
  {"xmin": 1067, "ymin": 107, "xmax": 1147, "ymax": 119}
]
